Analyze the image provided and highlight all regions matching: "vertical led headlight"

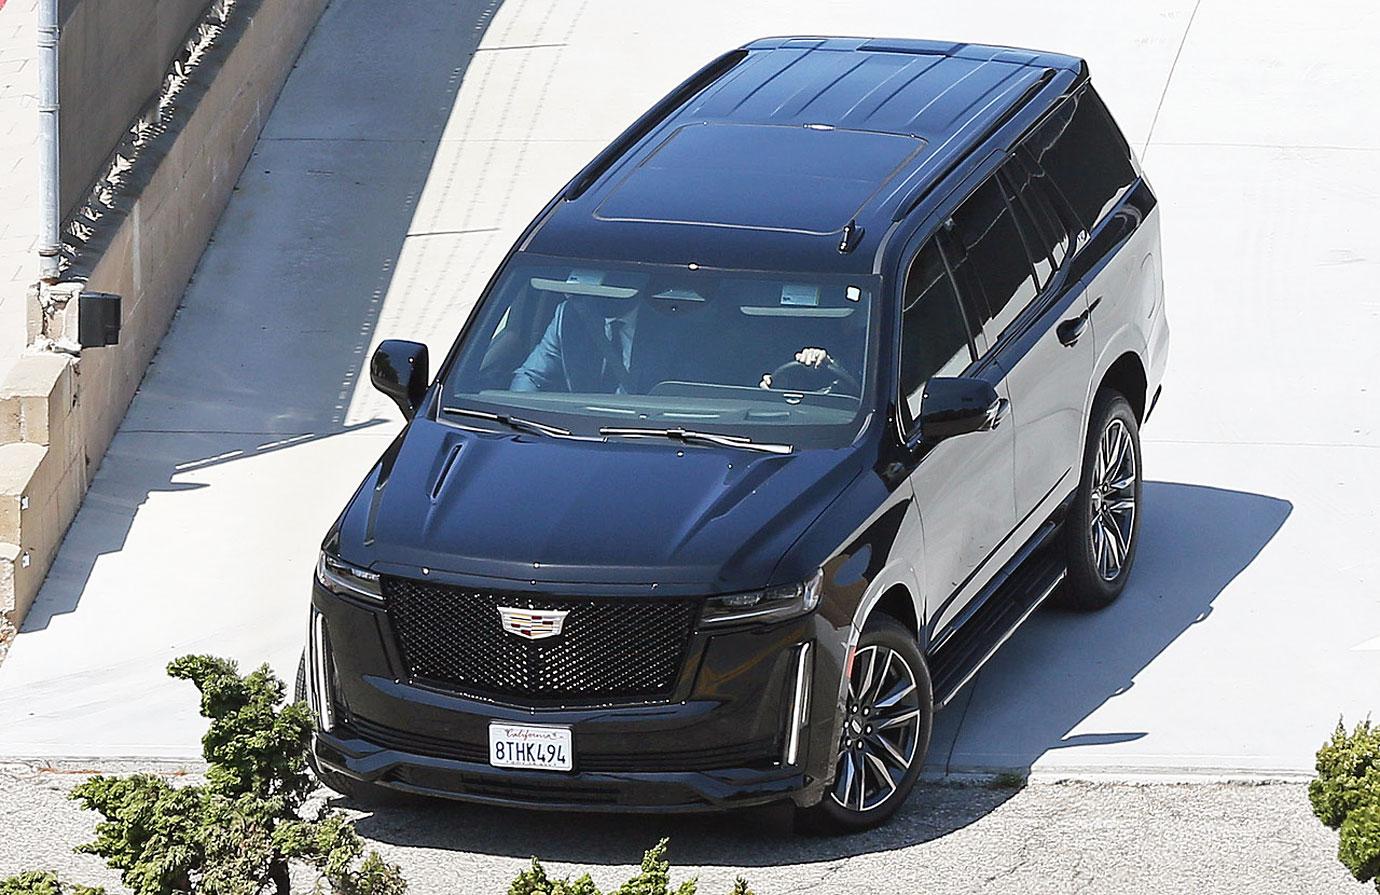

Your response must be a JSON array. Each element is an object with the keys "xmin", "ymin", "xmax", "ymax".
[{"xmin": 308, "ymin": 608, "xmax": 335, "ymax": 733}]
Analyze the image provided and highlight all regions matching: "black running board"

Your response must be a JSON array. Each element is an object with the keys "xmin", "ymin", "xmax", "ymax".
[{"xmin": 929, "ymin": 544, "xmax": 1067, "ymax": 708}]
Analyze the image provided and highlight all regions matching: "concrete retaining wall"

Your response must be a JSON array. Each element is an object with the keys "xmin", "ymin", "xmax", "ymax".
[
  {"xmin": 1, "ymin": 0, "xmax": 329, "ymax": 635},
  {"xmin": 58, "ymin": 0, "xmax": 216, "ymax": 218}
]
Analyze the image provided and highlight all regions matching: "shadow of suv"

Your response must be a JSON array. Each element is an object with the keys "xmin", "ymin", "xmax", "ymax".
[{"xmin": 300, "ymin": 36, "xmax": 1170, "ymax": 833}]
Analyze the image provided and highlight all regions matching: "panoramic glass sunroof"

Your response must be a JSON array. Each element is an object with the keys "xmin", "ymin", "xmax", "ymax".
[{"xmin": 594, "ymin": 122, "xmax": 925, "ymax": 236}]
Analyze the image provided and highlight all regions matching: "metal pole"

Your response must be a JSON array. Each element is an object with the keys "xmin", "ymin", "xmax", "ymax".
[{"xmin": 37, "ymin": 0, "xmax": 60, "ymax": 283}]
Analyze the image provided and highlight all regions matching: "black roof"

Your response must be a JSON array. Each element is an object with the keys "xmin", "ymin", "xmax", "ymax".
[{"xmin": 523, "ymin": 37, "xmax": 1085, "ymax": 275}]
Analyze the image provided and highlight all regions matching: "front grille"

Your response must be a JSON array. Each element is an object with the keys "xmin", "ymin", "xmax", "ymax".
[
  {"xmin": 344, "ymin": 714, "xmax": 779, "ymax": 773},
  {"xmin": 383, "ymin": 576, "xmax": 699, "ymax": 704}
]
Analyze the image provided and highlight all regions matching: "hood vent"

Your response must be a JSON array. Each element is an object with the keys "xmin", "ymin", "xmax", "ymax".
[{"xmin": 430, "ymin": 444, "xmax": 463, "ymax": 502}]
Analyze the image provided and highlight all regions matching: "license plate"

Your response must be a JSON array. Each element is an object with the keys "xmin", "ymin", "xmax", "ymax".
[{"xmin": 488, "ymin": 722, "xmax": 573, "ymax": 771}]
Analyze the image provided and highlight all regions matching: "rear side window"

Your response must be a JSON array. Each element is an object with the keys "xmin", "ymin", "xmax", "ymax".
[
  {"xmin": 899, "ymin": 241, "xmax": 972, "ymax": 426},
  {"xmin": 943, "ymin": 178, "xmax": 1038, "ymax": 344},
  {"xmin": 1021, "ymin": 86, "xmax": 1136, "ymax": 234},
  {"xmin": 1001, "ymin": 155, "xmax": 1068, "ymax": 290}
]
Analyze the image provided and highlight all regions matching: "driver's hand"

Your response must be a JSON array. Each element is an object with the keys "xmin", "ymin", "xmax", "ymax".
[
  {"xmin": 759, "ymin": 373, "xmax": 773, "ymax": 389},
  {"xmin": 796, "ymin": 347, "xmax": 831, "ymax": 368}
]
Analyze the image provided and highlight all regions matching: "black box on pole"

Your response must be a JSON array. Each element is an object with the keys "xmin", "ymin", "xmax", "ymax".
[{"xmin": 78, "ymin": 291, "xmax": 121, "ymax": 348}]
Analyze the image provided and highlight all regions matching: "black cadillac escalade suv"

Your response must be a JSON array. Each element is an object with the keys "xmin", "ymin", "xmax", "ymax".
[{"xmin": 301, "ymin": 37, "xmax": 1169, "ymax": 832}]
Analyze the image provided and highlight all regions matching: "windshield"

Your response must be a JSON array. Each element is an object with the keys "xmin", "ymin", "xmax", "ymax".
[{"xmin": 441, "ymin": 254, "xmax": 879, "ymax": 449}]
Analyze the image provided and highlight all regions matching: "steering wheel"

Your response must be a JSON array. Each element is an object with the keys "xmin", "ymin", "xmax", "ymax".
[{"xmin": 768, "ymin": 360, "xmax": 841, "ymax": 393}]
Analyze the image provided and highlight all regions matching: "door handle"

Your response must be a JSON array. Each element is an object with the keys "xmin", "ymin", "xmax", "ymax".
[
  {"xmin": 1056, "ymin": 297, "xmax": 1100, "ymax": 347},
  {"xmin": 1056, "ymin": 315, "xmax": 1088, "ymax": 346}
]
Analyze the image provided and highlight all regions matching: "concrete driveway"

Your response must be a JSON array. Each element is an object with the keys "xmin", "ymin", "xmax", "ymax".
[{"xmin": 0, "ymin": 0, "xmax": 1375, "ymax": 787}]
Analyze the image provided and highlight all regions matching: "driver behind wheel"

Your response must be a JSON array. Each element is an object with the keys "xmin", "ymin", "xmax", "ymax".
[{"xmin": 758, "ymin": 347, "xmax": 861, "ymax": 394}]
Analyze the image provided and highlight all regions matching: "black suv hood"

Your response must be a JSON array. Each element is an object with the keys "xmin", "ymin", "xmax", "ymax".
[{"xmin": 334, "ymin": 417, "xmax": 865, "ymax": 593}]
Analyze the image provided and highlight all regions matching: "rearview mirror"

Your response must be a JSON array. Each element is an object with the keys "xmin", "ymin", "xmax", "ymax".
[
  {"xmin": 371, "ymin": 340, "xmax": 429, "ymax": 420},
  {"xmin": 919, "ymin": 377, "xmax": 1008, "ymax": 441}
]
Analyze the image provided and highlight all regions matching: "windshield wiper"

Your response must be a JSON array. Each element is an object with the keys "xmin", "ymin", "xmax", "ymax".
[
  {"xmin": 599, "ymin": 426, "xmax": 792, "ymax": 454},
  {"xmin": 441, "ymin": 406, "xmax": 574, "ymax": 438}
]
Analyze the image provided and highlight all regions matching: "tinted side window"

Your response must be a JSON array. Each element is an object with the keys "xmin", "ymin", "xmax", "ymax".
[
  {"xmin": 1001, "ymin": 155, "xmax": 1068, "ymax": 290},
  {"xmin": 945, "ymin": 178, "xmax": 1038, "ymax": 343},
  {"xmin": 900, "ymin": 241, "xmax": 972, "ymax": 425},
  {"xmin": 1022, "ymin": 86, "xmax": 1136, "ymax": 234}
]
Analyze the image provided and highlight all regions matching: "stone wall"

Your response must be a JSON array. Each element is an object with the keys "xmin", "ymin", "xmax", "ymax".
[{"xmin": 57, "ymin": 0, "xmax": 215, "ymax": 218}]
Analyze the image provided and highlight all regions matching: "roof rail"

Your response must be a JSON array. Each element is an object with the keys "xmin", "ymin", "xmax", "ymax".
[
  {"xmin": 890, "ymin": 67, "xmax": 1057, "ymax": 222},
  {"xmin": 562, "ymin": 49, "xmax": 749, "ymax": 202}
]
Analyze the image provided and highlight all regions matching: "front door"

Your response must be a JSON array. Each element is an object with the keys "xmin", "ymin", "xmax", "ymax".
[{"xmin": 896, "ymin": 238, "xmax": 1017, "ymax": 639}]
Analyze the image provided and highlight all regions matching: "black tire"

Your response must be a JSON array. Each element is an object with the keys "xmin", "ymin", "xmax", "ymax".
[
  {"xmin": 799, "ymin": 614, "xmax": 933, "ymax": 833},
  {"xmin": 1059, "ymin": 389, "xmax": 1143, "ymax": 610}
]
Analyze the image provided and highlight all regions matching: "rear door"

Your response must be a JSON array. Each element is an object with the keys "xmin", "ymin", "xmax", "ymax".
[
  {"xmin": 940, "ymin": 158, "xmax": 1093, "ymax": 529},
  {"xmin": 991, "ymin": 154, "xmax": 1096, "ymax": 522}
]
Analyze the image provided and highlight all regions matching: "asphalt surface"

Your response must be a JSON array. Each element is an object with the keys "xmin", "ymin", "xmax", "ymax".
[{"xmin": 0, "ymin": 764, "xmax": 1366, "ymax": 894}]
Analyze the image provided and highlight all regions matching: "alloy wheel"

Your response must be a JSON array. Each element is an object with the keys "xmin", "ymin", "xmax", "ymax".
[
  {"xmin": 1090, "ymin": 417, "xmax": 1137, "ymax": 581},
  {"xmin": 829, "ymin": 644, "xmax": 923, "ymax": 813}
]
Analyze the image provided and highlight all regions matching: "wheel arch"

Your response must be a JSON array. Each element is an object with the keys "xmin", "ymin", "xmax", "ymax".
[
  {"xmin": 871, "ymin": 584, "xmax": 920, "ymax": 639},
  {"xmin": 1098, "ymin": 350, "xmax": 1149, "ymax": 422}
]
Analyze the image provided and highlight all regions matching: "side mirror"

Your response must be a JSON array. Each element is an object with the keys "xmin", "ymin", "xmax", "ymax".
[
  {"xmin": 919, "ymin": 377, "xmax": 1008, "ymax": 441},
  {"xmin": 371, "ymin": 340, "xmax": 429, "ymax": 420}
]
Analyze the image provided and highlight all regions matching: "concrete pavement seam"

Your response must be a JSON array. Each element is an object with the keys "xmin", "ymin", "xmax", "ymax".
[{"xmin": 1142, "ymin": 0, "xmax": 1204, "ymax": 156}]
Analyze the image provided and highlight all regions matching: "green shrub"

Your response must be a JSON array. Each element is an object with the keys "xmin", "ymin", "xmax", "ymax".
[
  {"xmin": 506, "ymin": 840, "xmax": 752, "ymax": 895},
  {"xmin": 1310, "ymin": 719, "xmax": 1380, "ymax": 891},
  {"xmin": 3, "ymin": 655, "xmax": 405, "ymax": 895},
  {"xmin": 0, "ymin": 871, "xmax": 104, "ymax": 895}
]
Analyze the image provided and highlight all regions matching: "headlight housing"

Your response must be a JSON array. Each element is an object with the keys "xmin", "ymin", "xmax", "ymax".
[
  {"xmin": 700, "ymin": 568, "xmax": 824, "ymax": 626},
  {"xmin": 315, "ymin": 551, "xmax": 383, "ymax": 602}
]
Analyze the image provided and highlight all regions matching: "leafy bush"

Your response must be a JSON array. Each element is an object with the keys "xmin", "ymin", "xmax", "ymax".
[
  {"xmin": 0, "ymin": 871, "xmax": 104, "ymax": 895},
  {"xmin": 506, "ymin": 840, "xmax": 752, "ymax": 895},
  {"xmin": 1310, "ymin": 719, "xmax": 1380, "ymax": 891},
  {"xmin": 2, "ymin": 655, "xmax": 405, "ymax": 895}
]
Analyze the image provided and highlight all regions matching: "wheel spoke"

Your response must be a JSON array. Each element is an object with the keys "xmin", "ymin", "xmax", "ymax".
[
  {"xmin": 1100, "ymin": 519, "xmax": 1122, "ymax": 576},
  {"xmin": 874, "ymin": 677, "xmax": 916, "ymax": 710},
  {"xmin": 874, "ymin": 707, "xmax": 920, "ymax": 731},
  {"xmin": 868, "ymin": 730, "xmax": 911, "ymax": 769},
  {"xmin": 835, "ymin": 750, "xmax": 857, "ymax": 805},
  {"xmin": 1109, "ymin": 513, "xmax": 1130, "ymax": 557},
  {"xmin": 1107, "ymin": 497, "xmax": 1136, "ymax": 514},
  {"xmin": 867, "ymin": 650, "xmax": 896, "ymax": 707},
  {"xmin": 855, "ymin": 647, "xmax": 878, "ymax": 707},
  {"xmin": 863, "ymin": 750, "xmax": 898, "ymax": 798},
  {"xmin": 1109, "ymin": 425, "xmax": 1129, "ymax": 475},
  {"xmin": 1105, "ymin": 473, "xmax": 1136, "ymax": 492}
]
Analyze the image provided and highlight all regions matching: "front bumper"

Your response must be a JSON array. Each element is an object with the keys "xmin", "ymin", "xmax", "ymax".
[
  {"xmin": 313, "ymin": 727, "xmax": 810, "ymax": 812},
  {"xmin": 308, "ymin": 574, "xmax": 847, "ymax": 812}
]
